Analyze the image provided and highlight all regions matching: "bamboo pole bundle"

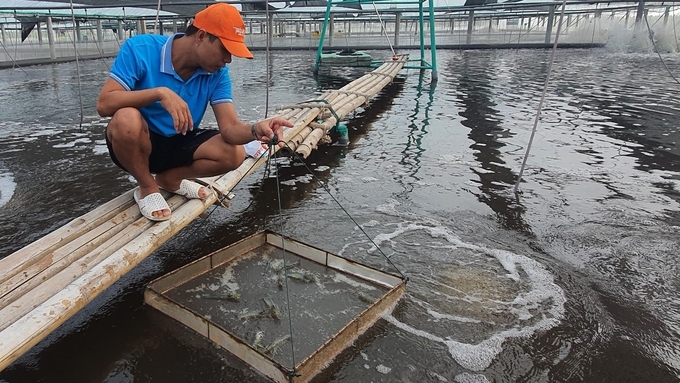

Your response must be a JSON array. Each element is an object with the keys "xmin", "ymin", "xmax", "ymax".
[
  {"xmin": 296, "ymin": 128, "xmax": 327, "ymax": 158},
  {"xmin": 0, "ymin": 197, "xmax": 211, "ymax": 370},
  {"xmin": 0, "ymin": 195, "xmax": 188, "ymax": 331},
  {"xmin": 0, "ymin": 191, "xmax": 135, "ymax": 290},
  {"xmin": 294, "ymin": 55, "xmax": 408, "ymax": 157},
  {"xmin": 0, "ymin": 55, "xmax": 408, "ymax": 371},
  {"xmin": 0, "ymin": 202, "xmax": 142, "ymax": 310}
]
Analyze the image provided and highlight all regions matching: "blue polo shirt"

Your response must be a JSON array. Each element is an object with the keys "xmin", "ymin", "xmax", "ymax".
[{"xmin": 109, "ymin": 33, "xmax": 233, "ymax": 137}]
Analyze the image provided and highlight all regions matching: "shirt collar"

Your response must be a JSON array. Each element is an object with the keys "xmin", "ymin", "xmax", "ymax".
[{"xmin": 160, "ymin": 33, "xmax": 209, "ymax": 77}]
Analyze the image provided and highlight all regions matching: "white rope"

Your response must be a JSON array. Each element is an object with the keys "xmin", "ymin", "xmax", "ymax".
[
  {"xmin": 154, "ymin": 0, "xmax": 162, "ymax": 35},
  {"xmin": 372, "ymin": 2, "xmax": 396, "ymax": 57},
  {"xmin": 0, "ymin": 40, "xmax": 27, "ymax": 74},
  {"xmin": 262, "ymin": 0, "xmax": 298, "ymax": 374},
  {"xmin": 674, "ymin": 5, "xmax": 679, "ymax": 52},
  {"xmin": 68, "ymin": 1, "xmax": 85, "ymax": 129},
  {"xmin": 514, "ymin": 0, "xmax": 568, "ymax": 194},
  {"xmin": 644, "ymin": 12, "xmax": 680, "ymax": 84},
  {"xmin": 265, "ymin": 2, "xmax": 271, "ymax": 118}
]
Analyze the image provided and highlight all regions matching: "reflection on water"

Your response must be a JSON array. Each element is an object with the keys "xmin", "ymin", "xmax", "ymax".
[
  {"xmin": 1, "ymin": 48, "xmax": 680, "ymax": 383},
  {"xmin": 453, "ymin": 52, "xmax": 531, "ymax": 234},
  {"xmin": 397, "ymin": 70, "xmax": 435, "ymax": 195}
]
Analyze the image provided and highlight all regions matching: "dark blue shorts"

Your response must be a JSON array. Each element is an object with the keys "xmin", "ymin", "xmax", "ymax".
[{"xmin": 106, "ymin": 128, "xmax": 220, "ymax": 174}]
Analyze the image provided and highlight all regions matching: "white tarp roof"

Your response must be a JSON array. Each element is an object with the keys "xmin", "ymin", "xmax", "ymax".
[{"xmin": 0, "ymin": 0, "xmax": 176, "ymax": 18}]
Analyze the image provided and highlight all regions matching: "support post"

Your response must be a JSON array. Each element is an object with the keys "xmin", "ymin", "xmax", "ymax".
[
  {"xmin": 1, "ymin": 24, "xmax": 6, "ymax": 46},
  {"xmin": 545, "ymin": 4, "xmax": 555, "ymax": 44},
  {"xmin": 267, "ymin": 14, "xmax": 273, "ymax": 48},
  {"xmin": 313, "ymin": 0, "xmax": 334, "ymax": 75},
  {"xmin": 428, "ymin": 0, "xmax": 438, "ymax": 83},
  {"xmin": 527, "ymin": 17, "xmax": 532, "ymax": 34},
  {"xmin": 466, "ymin": 10, "xmax": 474, "ymax": 44},
  {"xmin": 394, "ymin": 12, "xmax": 401, "ymax": 48},
  {"xmin": 418, "ymin": 0, "xmax": 425, "ymax": 56},
  {"xmin": 118, "ymin": 20, "xmax": 124, "ymax": 40},
  {"xmin": 664, "ymin": 6, "xmax": 670, "ymax": 26},
  {"xmin": 46, "ymin": 16, "xmax": 56, "ymax": 60},
  {"xmin": 37, "ymin": 21, "xmax": 43, "ymax": 45},
  {"xmin": 635, "ymin": 0, "xmax": 645, "ymax": 27},
  {"xmin": 97, "ymin": 19, "xmax": 104, "ymax": 47},
  {"xmin": 76, "ymin": 20, "xmax": 82, "ymax": 42},
  {"xmin": 329, "ymin": 13, "xmax": 334, "ymax": 47}
]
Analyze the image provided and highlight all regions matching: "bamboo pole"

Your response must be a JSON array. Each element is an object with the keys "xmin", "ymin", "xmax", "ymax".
[
  {"xmin": 296, "ymin": 128, "xmax": 327, "ymax": 158},
  {"xmin": 0, "ymin": 197, "xmax": 211, "ymax": 370},
  {"xmin": 0, "ymin": 195, "xmax": 189, "ymax": 331},
  {"xmin": 0, "ymin": 190, "xmax": 135, "ymax": 288},
  {"xmin": 0, "ymin": 202, "xmax": 142, "ymax": 309}
]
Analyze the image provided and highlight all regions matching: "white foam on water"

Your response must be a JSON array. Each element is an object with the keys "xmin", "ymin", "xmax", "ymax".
[
  {"xmin": 426, "ymin": 308, "xmax": 482, "ymax": 324},
  {"xmin": 454, "ymin": 372, "xmax": 490, "ymax": 383},
  {"xmin": 29, "ymin": 129, "xmax": 63, "ymax": 137},
  {"xmin": 378, "ymin": 222, "xmax": 565, "ymax": 372},
  {"xmin": 92, "ymin": 144, "xmax": 108, "ymax": 155},
  {"xmin": 0, "ymin": 171, "xmax": 16, "ymax": 208},
  {"xmin": 219, "ymin": 264, "xmax": 240, "ymax": 291},
  {"xmin": 361, "ymin": 220, "xmax": 380, "ymax": 228},
  {"xmin": 315, "ymin": 166, "xmax": 330, "ymax": 172},
  {"xmin": 362, "ymin": 177, "xmax": 379, "ymax": 182},
  {"xmin": 375, "ymin": 364, "xmax": 392, "ymax": 374},
  {"xmin": 332, "ymin": 273, "xmax": 377, "ymax": 291},
  {"xmin": 53, "ymin": 142, "xmax": 76, "ymax": 148}
]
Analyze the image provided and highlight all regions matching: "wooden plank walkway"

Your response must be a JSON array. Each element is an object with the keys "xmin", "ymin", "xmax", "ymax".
[{"xmin": 0, "ymin": 55, "xmax": 408, "ymax": 370}]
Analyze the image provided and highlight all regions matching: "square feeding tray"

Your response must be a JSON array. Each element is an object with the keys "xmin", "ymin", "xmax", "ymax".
[{"xmin": 144, "ymin": 231, "xmax": 406, "ymax": 383}]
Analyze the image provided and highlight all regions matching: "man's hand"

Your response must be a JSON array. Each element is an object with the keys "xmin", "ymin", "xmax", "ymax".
[
  {"xmin": 158, "ymin": 87, "xmax": 194, "ymax": 135},
  {"xmin": 254, "ymin": 117, "xmax": 294, "ymax": 147}
]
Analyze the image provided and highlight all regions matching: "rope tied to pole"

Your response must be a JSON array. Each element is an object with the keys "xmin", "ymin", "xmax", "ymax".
[{"xmin": 372, "ymin": 2, "xmax": 397, "ymax": 58}]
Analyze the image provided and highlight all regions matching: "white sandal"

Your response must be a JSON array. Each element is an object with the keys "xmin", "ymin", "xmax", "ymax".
[
  {"xmin": 134, "ymin": 189, "xmax": 171, "ymax": 221},
  {"xmin": 164, "ymin": 179, "xmax": 211, "ymax": 200}
]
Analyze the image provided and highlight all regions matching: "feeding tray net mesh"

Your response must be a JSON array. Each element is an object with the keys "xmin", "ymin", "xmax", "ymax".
[{"xmin": 145, "ymin": 232, "xmax": 405, "ymax": 383}]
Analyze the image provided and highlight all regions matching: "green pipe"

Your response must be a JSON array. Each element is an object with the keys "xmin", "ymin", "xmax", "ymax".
[{"xmin": 313, "ymin": 1, "xmax": 334, "ymax": 75}]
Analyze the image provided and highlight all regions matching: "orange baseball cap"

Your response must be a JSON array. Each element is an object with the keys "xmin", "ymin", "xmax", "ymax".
[{"xmin": 192, "ymin": 3, "xmax": 253, "ymax": 59}]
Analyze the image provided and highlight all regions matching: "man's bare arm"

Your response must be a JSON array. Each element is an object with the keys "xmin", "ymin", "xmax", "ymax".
[
  {"xmin": 96, "ymin": 78, "xmax": 194, "ymax": 134},
  {"xmin": 213, "ymin": 102, "xmax": 293, "ymax": 146}
]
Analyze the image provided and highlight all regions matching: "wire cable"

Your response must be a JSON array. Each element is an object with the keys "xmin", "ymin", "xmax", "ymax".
[
  {"xmin": 278, "ymin": 140, "xmax": 407, "ymax": 280},
  {"xmin": 372, "ymin": 2, "xmax": 396, "ymax": 57},
  {"xmin": 644, "ymin": 12, "xmax": 680, "ymax": 85},
  {"xmin": 269, "ymin": 141, "xmax": 299, "ymax": 377},
  {"xmin": 68, "ymin": 1, "xmax": 85, "ymax": 130},
  {"xmin": 0, "ymin": 40, "xmax": 27, "ymax": 75},
  {"xmin": 264, "ymin": 1, "xmax": 271, "ymax": 119},
  {"xmin": 514, "ymin": 0, "xmax": 568, "ymax": 194}
]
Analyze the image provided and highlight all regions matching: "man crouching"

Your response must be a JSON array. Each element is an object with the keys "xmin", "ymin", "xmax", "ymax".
[{"xmin": 97, "ymin": 3, "xmax": 293, "ymax": 221}]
